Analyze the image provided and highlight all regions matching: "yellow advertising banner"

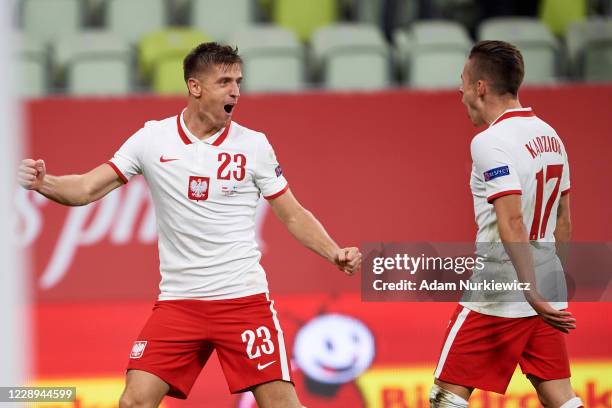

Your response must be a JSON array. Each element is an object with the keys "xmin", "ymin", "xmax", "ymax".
[
  {"xmin": 30, "ymin": 377, "xmax": 167, "ymax": 408},
  {"xmin": 357, "ymin": 361, "xmax": 612, "ymax": 408},
  {"xmin": 29, "ymin": 361, "xmax": 611, "ymax": 407}
]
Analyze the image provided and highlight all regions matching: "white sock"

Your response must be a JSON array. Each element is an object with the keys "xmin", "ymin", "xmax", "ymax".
[
  {"xmin": 559, "ymin": 397, "xmax": 583, "ymax": 408},
  {"xmin": 429, "ymin": 384, "xmax": 469, "ymax": 408}
]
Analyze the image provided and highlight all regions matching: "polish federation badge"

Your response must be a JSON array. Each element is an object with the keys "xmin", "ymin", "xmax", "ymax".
[{"xmin": 188, "ymin": 176, "xmax": 210, "ymax": 201}]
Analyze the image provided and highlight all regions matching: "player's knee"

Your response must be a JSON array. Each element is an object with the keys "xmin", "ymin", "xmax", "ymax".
[
  {"xmin": 118, "ymin": 394, "xmax": 135, "ymax": 408},
  {"xmin": 118, "ymin": 390, "xmax": 158, "ymax": 408},
  {"xmin": 253, "ymin": 381, "xmax": 301, "ymax": 408},
  {"xmin": 429, "ymin": 384, "xmax": 468, "ymax": 408},
  {"xmin": 559, "ymin": 397, "xmax": 584, "ymax": 408}
]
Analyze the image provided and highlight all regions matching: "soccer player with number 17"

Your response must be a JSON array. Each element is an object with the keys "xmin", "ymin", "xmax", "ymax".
[{"xmin": 430, "ymin": 41, "xmax": 583, "ymax": 408}]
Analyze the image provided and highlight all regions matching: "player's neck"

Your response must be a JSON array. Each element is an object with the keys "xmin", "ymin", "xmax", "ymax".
[
  {"xmin": 183, "ymin": 106, "xmax": 224, "ymax": 140},
  {"xmin": 483, "ymin": 97, "xmax": 522, "ymax": 126}
]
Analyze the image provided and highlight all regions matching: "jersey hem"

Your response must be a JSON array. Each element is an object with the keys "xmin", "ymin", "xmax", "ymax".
[{"xmin": 157, "ymin": 288, "xmax": 269, "ymax": 301}]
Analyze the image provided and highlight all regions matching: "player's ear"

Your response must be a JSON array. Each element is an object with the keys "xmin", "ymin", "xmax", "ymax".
[
  {"xmin": 187, "ymin": 77, "xmax": 202, "ymax": 98},
  {"xmin": 476, "ymin": 79, "xmax": 486, "ymax": 97}
]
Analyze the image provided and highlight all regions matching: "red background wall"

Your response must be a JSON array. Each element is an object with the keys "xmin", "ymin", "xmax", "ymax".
[{"xmin": 22, "ymin": 85, "xmax": 612, "ymax": 407}]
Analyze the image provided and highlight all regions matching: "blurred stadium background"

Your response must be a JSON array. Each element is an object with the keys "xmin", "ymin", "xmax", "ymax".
[{"xmin": 7, "ymin": 0, "xmax": 612, "ymax": 407}]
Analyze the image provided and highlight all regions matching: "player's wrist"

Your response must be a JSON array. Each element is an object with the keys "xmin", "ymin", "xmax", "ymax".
[
  {"xmin": 35, "ymin": 176, "xmax": 48, "ymax": 194},
  {"xmin": 326, "ymin": 246, "xmax": 341, "ymax": 264}
]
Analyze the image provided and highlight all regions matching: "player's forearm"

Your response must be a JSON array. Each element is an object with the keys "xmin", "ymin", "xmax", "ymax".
[
  {"xmin": 554, "ymin": 218, "xmax": 571, "ymax": 243},
  {"xmin": 554, "ymin": 218, "xmax": 572, "ymax": 265},
  {"xmin": 284, "ymin": 207, "xmax": 339, "ymax": 263},
  {"xmin": 498, "ymin": 216, "xmax": 538, "ymax": 291},
  {"xmin": 37, "ymin": 174, "xmax": 93, "ymax": 206}
]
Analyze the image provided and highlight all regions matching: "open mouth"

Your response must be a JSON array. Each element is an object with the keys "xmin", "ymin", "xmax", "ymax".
[{"xmin": 224, "ymin": 104, "xmax": 235, "ymax": 114}]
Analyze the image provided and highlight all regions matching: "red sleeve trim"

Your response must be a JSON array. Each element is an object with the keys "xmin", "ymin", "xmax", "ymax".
[
  {"xmin": 561, "ymin": 188, "xmax": 570, "ymax": 196},
  {"xmin": 264, "ymin": 184, "xmax": 289, "ymax": 200},
  {"xmin": 106, "ymin": 161, "xmax": 128, "ymax": 184},
  {"xmin": 487, "ymin": 189, "xmax": 521, "ymax": 203}
]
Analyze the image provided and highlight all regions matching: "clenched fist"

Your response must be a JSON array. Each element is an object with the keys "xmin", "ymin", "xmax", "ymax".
[
  {"xmin": 334, "ymin": 247, "xmax": 362, "ymax": 275},
  {"xmin": 18, "ymin": 159, "xmax": 46, "ymax": 191}
]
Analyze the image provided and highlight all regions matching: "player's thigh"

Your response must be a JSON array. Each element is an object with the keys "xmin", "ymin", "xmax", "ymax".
[
  {"xmin": 119, "ymin": 369, "xmax": 170, "ymax": 408},
  {"xmin": 434, "ymin": 305, "xmax": 534, "ymax": 394},
  {"xmin": 211, "ymin": 294, "xmax": 293, "ymax": 393},
  {"xmin": 251, "ymin": 380, "xmax": 302, "ymax": 408},
  {"xmin": 127, "ymin": 301, "xmax": 215, "ymax": 399},
  {"xmin": 520, "ymin": 316, "xmax": 571, "ymax": 401},
  {"xmin": 527, "ymin": 375, "xmax": 576, "ymax": 408}
]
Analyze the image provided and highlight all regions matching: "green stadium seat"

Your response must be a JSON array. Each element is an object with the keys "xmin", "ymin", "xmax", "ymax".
[
  {"xmin": 56, "ymin": 32, "xmax": 132, "ymax": 95},
  {"xmin": 139, "ymin": 29, "xmax": 211, "ymax": 94},
  {"xmin": 153, "ymin": 58, "xmax": 188, "ymax": 94},
  {"xmin": 311, "ymin": 24, "xmax": 390, "ymax": 90},
  {"xmin": 191, "ymin": 0, "xmax": 254, "ymax": 42},
  {"xmin": 139, "ymin": 28, "xmax": 210, "ymax": 85},
  {"xmin": 567, "ymin": 18, "xmax": 612, "ymax": 82},
  {"xmin": 107, "ymin": 0, "xmax": 166, "ymax": 44},
  {"xmin": 273, "ymin": 0, "xmax": 338, "ymax": 42},
  {"xmin": 22, "ymin": 0, "xmax": 80, "ymax": 43},
  {"xmin": 478, "ymin": 17, "xmax": 559, "ymax": 84},
  {"xmin": 231, "ymin": 25, "xmax": 305, "ymax": 92},
  {"xmin": 68, "ymin": 59, "xmax": 131, "ymax": 96},
  {"xmin": 395, "ymin": 20, "xmax": 471, "ymax": 88},
  {"xmin": 16, "ymin": 36, "xmax": 47, "ymax": 97},
  {"xmin": 539, "ymin": 0, "xmax": 587, "ymax": 37}
]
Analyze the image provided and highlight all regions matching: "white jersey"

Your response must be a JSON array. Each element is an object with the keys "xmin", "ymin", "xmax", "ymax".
[
  {"xmin": 108, "ymin": 110, "xmax": 288, "ymax": 300},
  {"xmin": 460, "ymin": 107, "xmax": 570, "ymax": 317}
]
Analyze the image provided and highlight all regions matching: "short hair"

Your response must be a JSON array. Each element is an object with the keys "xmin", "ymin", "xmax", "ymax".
[
  {"xmin": 468, "ymin": 40, "xmax": 524, "ymax": 97},
  {"xmin": 183, "ymin": 42, "xmax": 242, "ymax": 82}
]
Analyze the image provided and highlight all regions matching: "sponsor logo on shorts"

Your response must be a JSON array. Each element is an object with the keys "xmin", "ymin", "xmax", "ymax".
[
  {"xmin": 483, "ymin": 165, "xmax": 510, "ymax": 181},
  {"xmin": 257, "ymin": 361, "xmax": 276, "ymax": 370},
  {"xmin": 130, "ymin": 341, "xmax": 147, "ymax": 359}
]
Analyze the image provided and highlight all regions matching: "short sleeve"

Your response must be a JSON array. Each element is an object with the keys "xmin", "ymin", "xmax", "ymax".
[
  {"xmin": 107, "ymin": 126, "xmax": 148, "ymax": 183},
  {"xmin": 471, "ymin": 135, "xmax": 522, "ymax": 203},
  {"xmin": 254, "ymin": 134, "xmax": 288, "ymax": 199},
  {"xmin": 560, "ymin": 148, "xmax": 571, "ymax": 196}
]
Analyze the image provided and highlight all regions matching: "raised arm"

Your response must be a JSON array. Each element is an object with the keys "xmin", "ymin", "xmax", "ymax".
[
  {"xmin": 493, "ymin": 194, "xmax": 575, "ymax": 332},
  {"xmin": 267, "ymin": 189, "xmax": 361, "ymax": 275},
  {"xmin": 18, "ymin": 159, "xmax": 124, "ymax": 206}
]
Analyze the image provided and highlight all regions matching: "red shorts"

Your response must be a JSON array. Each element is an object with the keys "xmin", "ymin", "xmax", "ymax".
[
  {"xmin": 126, "ymin": 293, "xmax": 293, "ymax": 399},
  {"xmin": 434, "ymin": 305, "xmax": 570, "ymax": 394}
]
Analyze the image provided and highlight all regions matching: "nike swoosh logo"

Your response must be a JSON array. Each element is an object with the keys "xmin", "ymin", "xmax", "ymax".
[
  {"xmin": 257, "ymin": 361, "xmax": 276, "ymax": 370},
  {"xmin": 160, "ymin": 156, "xmax": 179, "ymax": 163}
]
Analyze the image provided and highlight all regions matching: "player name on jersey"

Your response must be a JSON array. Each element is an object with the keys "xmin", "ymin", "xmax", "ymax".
[{"xmin": 525, "ymin": 135, "xmax": 563, "ymax": 159}]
